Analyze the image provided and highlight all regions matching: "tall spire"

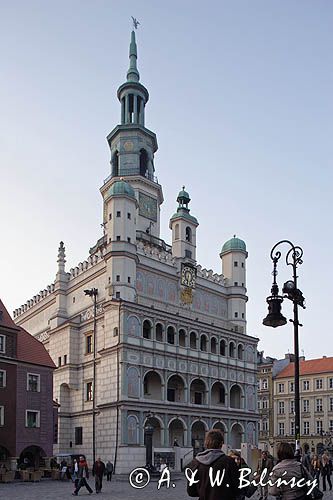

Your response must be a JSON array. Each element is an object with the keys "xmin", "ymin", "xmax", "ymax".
[
  {"xmin": 127, "ymin": 30, "xmax": 140, "ymax": 83},
  {"xmin": 57, "ymin": 241, "xmax": 66, "ymax": 274}
]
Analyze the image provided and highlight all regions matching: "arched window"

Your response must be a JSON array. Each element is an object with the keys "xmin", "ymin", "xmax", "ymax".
[
  {"xmin": 211, "ymin": 337, "xmax": 217, "ymax": 354},
  {"xmin": 229, "ymin": 342, "xmax": 235, "ymax": 358},
  {"xmin": 111, "ymin": 150, "xmax": 119, "ymax": 177},
  {"xmin": 230, "ymin": 384, "xmax": 242, "ymax": 409},
  {"xmin": 190, "ymin": 331, "xmax": 197, "ymax": 349},
  {"xmin": 200, "ymin": 334, "xmax": 207, "ymax": 352},
  {"xmin": 175, "ymin": 224, "xmax": 180, "ymax": 240},
  {"xmin": 220, "ymin": 339, "xmax": 226, "ymax": 356},
  {"xmin": 155, "ymin": 323, "xmax": 163, "ymax": 342},
  {"xmin": 237, "ymin": 344, "xmax": 243, "ymax": 360},
  {"xmin": 262, "ymin": 379, "xmax": 268, "ymax": 390},
  {"xmin": 167, "ymin": 326, "xmax": 175, "ymax": 345},
  {"xmin": 179, "ymin": 329, "xmax": 186, "ymax": 347},
  {"xmin": 140, "ymin": 149, "xmax": 148, "ymax": 177},
  {"xmin": 185, "ymin": 226, "xmax": 192, "ymax": 243},
  {"xmin": 143, "ymin": 320, "xmax": 152, "ymax": 339}
]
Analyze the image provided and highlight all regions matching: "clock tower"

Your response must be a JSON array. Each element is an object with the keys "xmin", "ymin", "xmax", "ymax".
[{"xmin": 101, "ymin": 29, "xmax": 163, "ymax": 238}]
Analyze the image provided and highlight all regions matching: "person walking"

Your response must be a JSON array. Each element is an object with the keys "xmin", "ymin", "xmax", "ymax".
[
  {"xmin": 269, "ymin": 442, "xmax": 309, "ymax": 499},
  {"xmin": 93, "ymin": 457, "xmax": 106, "ymax": 494},
  {"xmin": 106, "ymin": 460, "xmax": 113, "ymax": 481},
  {"xmin": 187, "ymin": 429, "xmax": 239, "ymax": 500},
  {"xmin": 229, "ymin": 450, "xmax": 254, "ymax": 500},
  {"xmin": 311, "ymin": 454, "xmax": 321, "ymax": 484},
  {"xmin": 257, "ymin": 450, "xmax": 273, "ymax": 500},
  {"xmin": 72, "ymin": 456, "xmax": 93, "ymax": 496},
  {"xmin": 72, "ymin": 458, "xmax": 79, "ymax": 489},
  {"xmin": 321, "ymin": 452, "xmax": 332, "ymax": 492}
]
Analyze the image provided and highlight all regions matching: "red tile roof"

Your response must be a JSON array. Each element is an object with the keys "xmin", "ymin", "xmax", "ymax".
[
  {"xmin": 0, "ymin": 298, "xmax": 55, "ymax": 369},
  {"xmin": 276, "ymin": 357, "xmax": 333, "ymax": 378}
]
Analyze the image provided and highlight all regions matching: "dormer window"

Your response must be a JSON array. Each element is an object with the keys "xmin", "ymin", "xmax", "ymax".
[{"xmin": 0, "ymin": 335, "xmax": 5, "ymax": 354}]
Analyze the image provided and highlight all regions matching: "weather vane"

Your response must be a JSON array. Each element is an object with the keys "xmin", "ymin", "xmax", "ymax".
[{"xmin": 131, "ymin": 16, "xmax": 140, "ymax": 30}]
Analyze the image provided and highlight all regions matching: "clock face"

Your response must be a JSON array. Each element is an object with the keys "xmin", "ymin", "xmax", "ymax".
[
  {"xmin": 181, "ymin": 264, "xmax": 196, "ymax": 288},
  {"xmin": 138, "ymin": 192, "xmax": 157, "ymax": 221},
  {"xmin": 123, "ymin": 140, "xmax": 134, "ymax": 152}
]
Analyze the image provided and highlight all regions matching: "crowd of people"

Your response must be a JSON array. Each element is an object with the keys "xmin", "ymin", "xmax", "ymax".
[{"xmin": 187, "ymin": 429, "xmax": 332, "ymax": 500}]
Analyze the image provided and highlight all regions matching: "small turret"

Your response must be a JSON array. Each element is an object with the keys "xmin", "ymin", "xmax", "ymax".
[{"xmin": 169, "ymin": 187, "xmax": 198, "ymax": 261}]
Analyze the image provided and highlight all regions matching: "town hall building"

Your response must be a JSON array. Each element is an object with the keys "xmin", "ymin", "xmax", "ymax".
[{"xmin": 14, "ymin": 29, "xmax": 259, "ymax": 473}]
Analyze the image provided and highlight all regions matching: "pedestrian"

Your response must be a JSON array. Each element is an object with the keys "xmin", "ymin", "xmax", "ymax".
[
  {"xmin": 257, "ymin": 450, "xmax": 273, "ymax": 500},
  {"xmin": 106, "ymin": 460, "xmax": 113, "ymax": 481},
  {"xmin": 93, "ymin": 457, "xmax": 106, "ymax": 494},
  {"xmin": 300, "ymin": 448, "xmax": 311, "ymax": 472},
  {"xmin": 311, "ymin": 454, "xmax": 321, "ymax": 483},
  {"xmin": 60, "ymin": 459, "xmax": 68, "ymax": 480},
  {"xmin": 321, "ymin": 452, "xmax": 332, "ymax": 492},
  {"xmin": 72, "ymin": 455, "xmax": 93, "ymax": 496},
  {"xmin": 229, "ymin": 450, "xmax": 255, "ymax": 500},
  {"xmin": 269, "ymin": 442, "xmax": 309, "ymax": 499},
  {"xmin": 187, "ymin": 429, "xmax": 239, "ymax": 500},
  {"xmin": 72, "ymin": 458, "xmax": 79, "ymax": 489}
]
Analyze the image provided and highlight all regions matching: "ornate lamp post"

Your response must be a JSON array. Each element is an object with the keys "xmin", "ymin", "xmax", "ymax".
[
  {"xmin": 84, "ymin": 287, "xmax": 98, "ymax": 465},
  {"xmin": 263, "ymin": 240, "xmax": 305, "ymax": 450}
]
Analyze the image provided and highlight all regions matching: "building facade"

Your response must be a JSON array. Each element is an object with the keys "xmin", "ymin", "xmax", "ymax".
[
  {"xmin": 0, "ymin": 299, "xmax": 55, "ymax": 469},
  {"xmin": 273, "ymin": 356, "xmax": 333, "ymax": 456},
  {"xmin": 13, "ymin": 30, "xmax": 259, "ymax": 473}
]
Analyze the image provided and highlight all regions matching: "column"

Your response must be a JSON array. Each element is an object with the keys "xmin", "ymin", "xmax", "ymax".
[
  {"xmin": 125, "ymin": 95, "xmax": 129, "ymax": 124},
  {"xmin": 133, "ymin": 94, "xmax": 138, "ymax": 123},
  {"xmin": 121, "ymin": 97, "xmax": 125, "ymax": 124},
  {"xmin": 139, "ymin": 102, "xmax": 145, "ymax": 126}
]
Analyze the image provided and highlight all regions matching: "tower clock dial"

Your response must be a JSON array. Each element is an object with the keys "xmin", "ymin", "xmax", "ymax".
[
  {"xmin": 138, "ymin": 192, "xmax": 157, "ymax": 221},
  {"xmin": 181, "ymin": 264, "xmax": 196, "ymax": 288}
]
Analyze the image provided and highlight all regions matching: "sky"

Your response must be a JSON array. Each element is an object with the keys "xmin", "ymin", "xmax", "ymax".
[{"xmin": 1, "ymin": 0, "xmax": 332, "ymax": 360}]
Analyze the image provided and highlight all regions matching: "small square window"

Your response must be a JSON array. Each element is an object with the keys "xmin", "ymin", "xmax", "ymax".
[
  {"xmin": 0, "ymin": 335, "xmax": 6, "ymax": 354},
  {"xmin": 234, "ymin": 261, "xmax": 238, "ymax": 267},
  {"xmin": 116, "ymin": 236, "xmax": 121, "ymax": 241},
  {"xmin": 86, "ymin": 382, "xmax": 93, "ymax": 401},
  {"xmin": 234, "ymin": 312, "xmax": 238, "ymax": 318},
  {"xmin": 116, "ymin": 292, "xmax": 120, "ymax": 299},
  {"xmin": 116, "ymin": 211, "xmax": 121, "ymax": 218},
  {"xmin": 58, "ymin": 357, "xmax": 62, "ymax": 367},
  {"xmin": 127, "ymin": 213, "xmax": 131, "ymax": 220},
  {"xmin": 128, "ymin": 277, "xmax": 131, "ymax": 283},
  {"xmin": 27, "ymin": 373, "xmax": 40, "ymax": 392},
  {"xmin": 241, "ymin": 313, "xmax": 245, "ymax": 319},
  {"xmin": 116, "ymin": 275, "xmax": 120, "ymax": 282},
  {"xmin": 113, "ymin": 327, "xmax": 119, "ymax": 337},
  {"xmin": 241, "ymin": 262, "xmax": 244, "ymax": 268},
  {"xmin": 127, "ymin": 237, "xmax": 131, "ymax": 243},
  {"xmin": 26, "ymin": 410, "xmax": 40, "ymax": 428}
]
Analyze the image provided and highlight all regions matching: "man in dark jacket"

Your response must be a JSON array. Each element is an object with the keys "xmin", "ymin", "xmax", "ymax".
[
  {"xmin": 187, "ymin": 429, "xmax": 240, "ymax": 500},
  {"xmin": 72, "ymin": 456, "xmax": 93, "ymax": 496},
  {"xmin": 92, "ymin": 457, "xmax": 106, "ymax": 494}
]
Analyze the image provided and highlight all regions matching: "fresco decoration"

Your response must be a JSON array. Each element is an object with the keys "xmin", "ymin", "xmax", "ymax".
[
  {"xmin": 246, "ymin": 422, "xmax": 256, "ymax": 445},
  {"xmin": 245, "ymin": 346, "xmax": 255, "ymax": 363},
  {"xmin": 127, "ymin": 315, "xmax": 141, "ymax": 337},
  {"xmin": 246, "ymin": 386, "xmax": 255, "ymax": 411},
  {"xmin": 127, "ymin": 415, "xmax": 139, "ymax": 444},
  {"xmin": 127, "ymin": 366, "xmax": 140, "ymax": 398},
  {"xmin": 136, "ymin": 271, "xmax": 145, "ymax": 293},
  {"xmin": 193, "ymin": 290, "xmax": 227, "ymax": 318},
  {"xmin": 136, "ymin": 271, "xmax": 178, "ymax": 303}
]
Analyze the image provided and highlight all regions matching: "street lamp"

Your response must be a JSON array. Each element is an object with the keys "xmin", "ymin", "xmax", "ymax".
[
  {"xmin": 84, "ymin": 287, "xmax": 98, "ymax": 465},
  {"xmin": 263, "ymin": 240, "xmax": 305, "ymax": 451}
]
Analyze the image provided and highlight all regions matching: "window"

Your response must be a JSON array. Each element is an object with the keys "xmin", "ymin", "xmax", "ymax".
[
  {"xmin": 257, "ymin": 400, "xmax": 261, "ymax": 410},
  {"xmin": 116, "ymin": 236, "xmax": 121, "ymax": 241},
  {"xmin": 58, "ymin": 357, "xmax": 61, "ymax": 367},
  {"xmin": 278, "ymin": 383, "xmax": 285, "ymax": 393},
  {"xmin": 315, "ymin": 379, "xmax": 323, "ymax": 390},
  {"xmin": 290, "ymin": 400, "xmax": 295, "ymax": 414},
  {"xmin": 185, "ymin": 249, "xmax": 192, "ymax": 259},
  {"xmin": 263, "ymin": 420, "xmax": 268, "ymax": 432},
  {"xmin": 185, "ymin": 226, "xmax": 192, "ymax": 243},
  {"xmin": 127, "ymin": 213, "xmax": 131, "ymax": 220},
  {"xmin": 262, "ymin": 398, "xmax": 268, "ymax": 409},
  {"xmin": 278, "ymin": 401, "xmax": 285, "ymax": 414},
  {"xmin": 86, "ymin": 382, "xmax": 93, "ymax": 401},
  {"xmin": 0, "ymin": 370, "xmax": 6, "ymax": 388},
  {"xmin": 116, "ymin": 211, "xmax": 121, "ymax": 217},
  {"xmin": 26, "ymin": 410, "xmax": 40, "ymax": 428},
  {"xmin": 167, "ymin": 326, "xmax": 175, "ymax": 345},
  {"xmin": 241, "ymin": 262, "xmax": 244, "ymax": 268},
  {"xmin": 329, "ymin": 378, "xmax": 333, "ymax": 390},
  {"xmin": 127, "ymin": 237, "xmax": 131, "ymax": 243},
  {"xmin": 241, "ymin": 313, "xmax": 245, "ymax": 318},
  {"xmin": 0, "ymin": 406, "xmax": 4, "ymax": 426},
  {"xmin": 75, "ymin": 426, "xmax": 83, "ymax": 445},
  {"xmin": 316, "ymin": 420, "xmax": 323, "ymax": 434},
  {"xmin": 303, "ymin": 399, "xmax": 310, "ymax": 413},
  {"xmin": 262, "ymin": 379, "xmax": 268, "ymax": 390},
  {"xmin": 316, "ymin": 399, "xmax": 323, "ymax": 412},
  {"xmin": 330, "ymin": 420, "xmax": 333, "ymax": 433},
  {"xmin": 116, "ymin": 292, "xmax": 120, "ymax": 299},
  {"xmin": 73, "ymin": 296, "xmax": 75, "ymax": 303},
  {"xmin": 27, "ymin": 373, "xmax": 40, "ymax": 392},
  {"xmin": 234, "ymin": 261, "xmax": 238, "ymax": 267},
  {"xmin": 234, "ymin": 312, "xmax": 238, "ymax": 318},
  {"xmin": 234, "ymin": 282, "xmax": 238, "ymax": 286},
  {"xmin": 278, "ymin": 422, "xmax": 285, "ymax": 436},
  {"xmin": 0, "ymin": 335, "xmax": 5, "ymax": 353},
  {"xmin": 86, "ymin": 335, "xmax": 93, "ymax": 354},
  {"xmin": 113, "ymin": 327, "xmax": 118, "ymax": 337},
  {"xmin": 303, "ymin": 421, "xmax": 310, "ymax": 435},
  {"xmin": 290, "ymin": 421, "xmax": 295, "ymax": 436},
  {"xmin": 330, "ymin": 397, "xmax": 333, "ymax": 412},
  {"xmin": 174, "ymin": 224, "xmax": 179, "ymax": 240},
  {"xmin": 127, "ymin": 276, "xmax": 131, "ymax": 283},
  {"xmin": 303, "ymin": 380, "xmax": 310, "ymax": 391},
  {"xmin": 64, "ymin": 355, "xmax": 67, "ymax": 365},
  {"xmin": 289, "ymin": 382, "xmax": 294, "ymax": 392},
  {"xmin": 116, "ymin": 275, "xmax": 120, "ymax": 282}
]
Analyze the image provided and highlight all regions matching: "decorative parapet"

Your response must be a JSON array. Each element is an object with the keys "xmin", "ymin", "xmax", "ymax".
[
  {"xmin": 69, "ymin": 248, "xmax": 106, "ymax": 280},
  {"xmin": 35, "ymin": 331, "xmax": 50, "ymax": 343},
  {"xmin": 196, "ymin": 265, "xmax": 227, "ymax": 286},
  {"xmin": 80, "ymin": 303, "xmax": 104, "ymax": 322},
  {"xmin": 13, "ymin": 283, "xmax": 56, "ymax": 319},
  {"xmin": 137, "ymin": 240, "xmax": 175, "ymax": 265}
]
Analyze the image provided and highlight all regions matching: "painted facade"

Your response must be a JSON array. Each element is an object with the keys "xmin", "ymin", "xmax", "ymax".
[{"xmin": 13, "ymin": 30, "xmax": 259, "ymax": 473}]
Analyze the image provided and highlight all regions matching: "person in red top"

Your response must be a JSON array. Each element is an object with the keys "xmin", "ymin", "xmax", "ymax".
[{"xmin": 72, "ymin": 456, "xmax": 93, "ymax": 496}]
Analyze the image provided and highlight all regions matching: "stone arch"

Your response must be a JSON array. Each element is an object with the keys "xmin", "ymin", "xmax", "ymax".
[
  {"xmin": 19, "ymin": 445, "xmax": 46, "ymax": 468},
  {"xmin": 220, "ymin": 339, "xmax": 226, "ymax": 356},
  {"xmin": 167, "ymin": 374, "xmax": 185, "ymax": 402},
  {"xmin": 127, "ymin": 366, "xmax": 140, "ymax": 397},
  {"xmin": 179, "ymin": 328, "xmax": 187, "ymax": 347},
  {"xmin": 237, "ymin": 343, "xmax": 244, "ymax": 360},
  {"xmin": 155, "ymin": 322, "xmax": 164, "ymax": 342},
  {"xmin": 127, "ymin": 414, "xmax": 139, "ymax": 444},
  {"xmin": 230, "ymin": 423, "xmax": 244, "ymax": 449},
  {"xmin": 190, "ymin": 378, "xmax": 207, "ymax": 405},
  {"xmin": 246, "ymin": 385, "xmax": 255, "ymax": 411},
  {"xmin": 168, "ymin": 417, "xmax": 186, "ymax": 446},
  {"xmin": 143, "ymin": 370, "xmax": 163, "ymax": 400},
  {"xmin": 145, "ymin": 415, "xmax": 163, "ymax": 448},
  {"xmin": 167, "ymin": 325, "xmax": 176, "ymax": 345},
  {"xmin": 230, "ymin": 384, "xmax": 243, "ymax": 409},
  {"xmin": 212, "ymin": 421, "xmax": 227, "ymax": 438},
  {"xmin": 175, "ymin": 224, "xmax": 180, "ymax": 240},
  {"xmin": 191, "ymin": 420, "xmax": 208, "ymax": 455},
  {"xmin": 190, "ymin": 331, "xmax": 197, "ymax": 349},
  {"xmin": 127, "ymin": 315, "xmax": 141, "ymax": 337},
  {"xmin": 210, "ymin": 337, "xmax": 217, "ymax": 354},
  {"xmin": 200, "ymin": 334, "xmax": 208, "ymax": 352},
  {"xmin": 143, "ymin": 319, "xmax": 153, "ymax": 339},
  {"xmin": 185, "ymin": 226, "xmax": 192, "ymax": 243},
  {"xmin": 245, "ymin": 345, "xmax": 255, "ymax": 363},
  {"xmin": 229, "ymin": 341, "xmax": 236, "ymax": 358},
  {"xmin": 211, "ymin": 381, "xmax": 226, "ymax": 405}
]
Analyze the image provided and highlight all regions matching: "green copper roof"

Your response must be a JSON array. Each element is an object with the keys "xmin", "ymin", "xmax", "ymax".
[
  {"xmin": 177, "ymin": 187, "xmax": 190, "ymax": 204},
  {"xmin": 108, "ymin": 179, "xmax": 135, "ymax": 199},
  {"xmin": 127, "ymin": 30, "xmax": 140, "ymax": 83},
  {"xmin": 170, "ymin": 209, "xmax": 198, "ymax": 225},
  {"xmin": 221, "ymin": 236, "xmax": 247, "ymax": 254}
]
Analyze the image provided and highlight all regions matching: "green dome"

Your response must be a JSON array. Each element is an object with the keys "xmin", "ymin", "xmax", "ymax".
[
  {"xmin": 108, "ymin": 179, "xmax": 135, "ymax": 199},
  {"xmin": 221, "ymin": 236, "xmax": 247, "ymax": 254},
  {"xmin": 177, "ymin": 187, "xmax": 190, "ymax": 204}
]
